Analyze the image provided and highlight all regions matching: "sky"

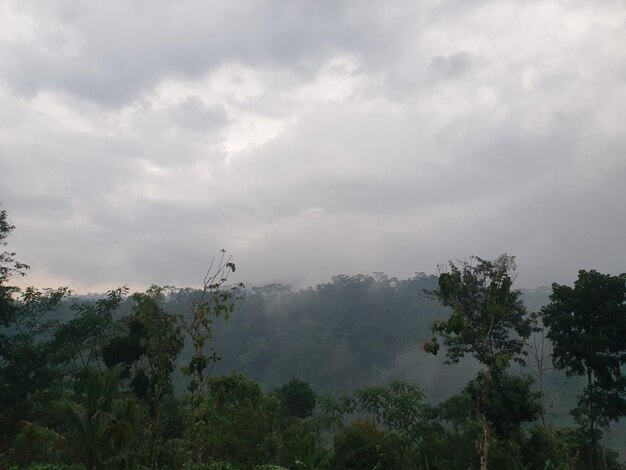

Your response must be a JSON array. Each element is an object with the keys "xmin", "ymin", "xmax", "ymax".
[{"xmin": 1, "ymin": 0, "xmax": 626, "ymax": 293}]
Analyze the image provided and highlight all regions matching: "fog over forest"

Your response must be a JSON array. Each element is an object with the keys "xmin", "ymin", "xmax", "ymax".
[{"xmin": 2, "ymin": 1, "xmax": 626, "ymax": 469}]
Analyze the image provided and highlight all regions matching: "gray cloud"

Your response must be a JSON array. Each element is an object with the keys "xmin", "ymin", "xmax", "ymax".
[
  {"xmin": 1, "ymin": 1, "xmax": 400, "ymax": 106},
  {"xmin": 1, "ymin": 0, "xmax": 626, "ymax": 292},
  {"xmin": 169, "ymin": 97, "xmax": 228, "ymax": 133},
  {"xmin": 430, "ymin": 52, "xmax": 481, "ymax": 80}
]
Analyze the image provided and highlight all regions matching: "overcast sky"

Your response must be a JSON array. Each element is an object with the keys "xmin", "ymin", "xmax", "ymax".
[{"xmin": 1, "ymin": 0, "xmax": 626, "ymax": 293}]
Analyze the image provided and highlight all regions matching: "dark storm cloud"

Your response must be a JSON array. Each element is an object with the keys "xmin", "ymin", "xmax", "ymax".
[{"xmin": 1, "ymin": 0, "xmax": 626, "ymax": 291}]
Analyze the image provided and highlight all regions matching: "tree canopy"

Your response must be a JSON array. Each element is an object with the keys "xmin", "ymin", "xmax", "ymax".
[{"xmin": 543, "ymin": 269, "xmax": 626, "ymax": 468}]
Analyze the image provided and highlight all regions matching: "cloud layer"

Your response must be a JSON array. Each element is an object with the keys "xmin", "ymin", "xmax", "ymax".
[{"xmin": 1, "ymin": 0, "xmax": 626, "ymax": 292}]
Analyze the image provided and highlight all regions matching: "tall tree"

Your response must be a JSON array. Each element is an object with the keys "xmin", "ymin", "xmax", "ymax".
[
  {"xmin": 191, "ymin": 372, "xmax": 280, "ymax": 467},
  {"xmin": 103, "ymin": 285, "xmax": 184, "ymax": 469},
  {"xmin": 345, "ymin": 382, "xmax": 435, "ymax": 468},
  {"xmin": 437, "ymin": 372, "xmax": 541, "ymax": 469},
  {"xmin": 0, "ymin": 207, "xmax": 28, "ymax": 327},
  {"xmin": 0, "ymin": 285, "xmax": 70, "ymax": 451},
  {"xmin": 103, "ymin": 286, "xmax": 183, "ymax": 407},
  {"xmin": 0, "ymin": 208, "xmax": 71, "ymax": 450},
  {"xmin": 424, "ymin": 254, "xmax": 531, "ymax": 470},
  {"xmin": 542, "ymin": 269, "xmax": 626, "ymax": 469},
  {"xmin": 0, "ymin": 208, "xmax": 38, "ymax": 329},
  {"xmin": 54, "ymin": 287, "xmax": 128, "ymax": 375},
  {"xmin": 274, "ymin": 378, "xmax": 317, "ymax": 422},
  {"xmin": 181, "ymin": 250, "xmax": 243, "ymax": 463}
]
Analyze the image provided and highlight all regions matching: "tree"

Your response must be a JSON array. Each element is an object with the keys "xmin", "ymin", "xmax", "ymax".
[
  {"xmin": 55, "ymin": 365, "xmax": 142, "ymax": 470},
  {"xmin": 53, "ymin": 288, "xmax": 128, "ymax": 376},
  {"xmin": 345, "ymin": 382, "xmax": 436, "ymax": 468},
  {"xmin": 131, "ymin": 286, "xmax": 184, "ymax": 405},
  {"xmin": 0, "ymin": 207, "xmax": 28, "ymax": 342},
  {"xmin": 330, "ymin": 420, "xmax": 402, "ymax": 470},
  {"xmin": 0, "ymin": 286, "xmax": 71, "ymax": 455},
  {"xmin": 469, "ymin": 372, "xmax": 540, "ymax": 440},
  {"xmin": 525, "ymin": 312, "xmax": 557, "ymax": 428},
  {"xmin": 542, "ymin": 269, "xmax": 626, "ymax": 469},
  {"xmin": 424, "ymin": 254, "xmax": 531, "ymax": 470},
  {"xmin": 274, "ymin": 378, "xmax": 317, "ymax": 421},
  {"xmin": 436, "ymin": 372, "xmax": 540, "ymax": 469},
  {"xmin": 0, "ymin": 208, "xmax": 28, "ymax": 315},
  {"xmin": 191, "ymin": 372, "xmax": 280, "ymax": 467},
  {"xmin": 181, "ymin": 251, "xmax": 243, "ymax": 463},
  {"xmin": 102, "ymin": 285, "xmax": 184, "ymax": 469},
  {"xmin": 0, "ymin": 208, "xmax": 71, "ymax": 451},
  {"xmin": 103, "ymin": 286, "xmax": 183, "ymax": 406}
]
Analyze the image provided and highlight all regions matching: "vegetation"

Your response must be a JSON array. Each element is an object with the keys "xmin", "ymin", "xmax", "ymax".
[
  {"xmin": 542, "ymin": 270, "xmax": 626, "ymax": 468},
  {"xmin": 1, "ymin": 206, "xmax": 626, "ymax": 469},
  {"xmin": 424, "ymin": 255, "xmax": 532, "ymax": 469}
]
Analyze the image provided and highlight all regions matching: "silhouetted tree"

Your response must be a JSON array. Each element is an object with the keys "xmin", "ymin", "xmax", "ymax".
[
  {"xmin": 542, "ymin": 269, "xmax": 626, "ymax": 469},
  {"xmin": 424, "ymin": 254, "xmax": 531, "ymax": 470}
]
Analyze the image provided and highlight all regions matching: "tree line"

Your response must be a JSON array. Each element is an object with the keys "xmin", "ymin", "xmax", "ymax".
[{"xmin": 1, "ymin": 206, "xmax": 626, "ymax": 469}]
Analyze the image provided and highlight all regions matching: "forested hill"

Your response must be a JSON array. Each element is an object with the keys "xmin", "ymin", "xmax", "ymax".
[
  {"xmin": 205, "ymin": 274, "xmax": 550, "ymax": 396},
  {"xmin": 58, "ymin": 273, "xmax": 551, "ymax": 398},
  {"xmin": 210, "ymin": 273, "xmax": 450, "ymax": 393},
  {"xmin": 10, "ymin": 261, "xmax": 626, "ymax": 468},
  {"xmin": 34, "ymin": 273, "xmax": 558, "ymax": 408}
]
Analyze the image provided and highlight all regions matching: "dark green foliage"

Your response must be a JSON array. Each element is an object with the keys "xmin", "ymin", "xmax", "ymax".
[
  {"xmin": 54, "ymin": 365, "xmax": 143, "ymax": 469},
  {"xmin": 330, "ymin": 420, "xmax": 401, "ymax": 470},
  {"xmin": 350, "ymin": 382, "xmax": 426, "ymax": 430},
  {"xmin": 425, "ymin": 254, "xmax": 532, "ymax": 470},
  {"xmin": 542, "ymin": 270, "xmax": 626, "ymax": 467},
  {"xmin": 101, "ymin": 319, "xmax": 146, "ymax": 371},
  {"xmin": 206, "ymin": 272, "xmax": 442, "ymax": 392},
  {"xmin": 190, "ymin": 372, "xmax": 281, "ymax": 468},
  {"xmin": 466, "ymin": 372, "xmax": 540, "ymax": 439},
  {"xmin": 0, "ymin": 208, "xmax": 28, "ymax": 315},
  {"xmin": 317, "ymin": 393, "xmax": 351, "ymax": 438},
  {"xmin": 103, "ymin": 286, "xmax": 184, "ymax": 404},
  {"xmin": 425, "ymin": 255, "xmax": 531, "ymax": 367},
  {"xmin": 9, "ymin": 424, "xmax": 72, "ymax": 468},
  {"xmin": 182, "ymin": 463, "xmax": 239, "ymax": 470},
  {"xmin": 8, "ymin": 465, "xmax": 86, "ymax": 470},
  {"xmin": 0, "ymin": 209, "xmax": 67, "ymax": 455},
  {"xmin": 487, "ymin": 439, "xmax": 526, "ymax": 470},
  {"xmin": 275, "ymin": 417, "xmax": 330, "ymax": 469},
  {"xmin": 438, "ymin": 372, "xmax": 540, "ymax": 437},
  {"xmin": 521, "ymin": 426, "xmax": 578, "ymax": 470},
  {"xmin": 347, "ymin": 382, "xmax": 445, "ymax": 469},
  {"xmin": 434, "ymin": 373, "xmax": 540, "ymax": 470},
  {"xmin": 53, "ymin": 288, "xmax": 128, "ymax": 374},
  {"xmin": 130, "ymin": 287, "xmax": 184, "ymax": 402},
  {"xmin": 100, "ymin": 286, "xmax": 186, "ymax": 469},
  {"xmin": 0, "ymin": 285, "xmax": 70, "ymax": 451},
  {"xmin": 520, "ymin": 426, "xmax": 625, "ymax": 470},
  {"xmin": 542, "ymin": 270, "xmax": 626, "ymax": 380},
  {"xmin": 274, "ymin": 378, "xmax": 317, "ymax": 421}
]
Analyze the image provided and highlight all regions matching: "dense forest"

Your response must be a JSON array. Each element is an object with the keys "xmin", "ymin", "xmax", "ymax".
[{"xmin": 2, "ymin": 206, "xmax": 626, "ymax": 470}]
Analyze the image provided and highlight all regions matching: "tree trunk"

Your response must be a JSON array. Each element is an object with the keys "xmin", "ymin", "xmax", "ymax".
[
  {"xmin": 587, "ymin": 367, "xmax": 595, "ymax": 470},
  {"xmin": 479, "ymin": 413, "xmax": 491, "ymax": 470},
  {"xmin": 478, "ymin": 366, "xmax": 494, "ymax": 470}
]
